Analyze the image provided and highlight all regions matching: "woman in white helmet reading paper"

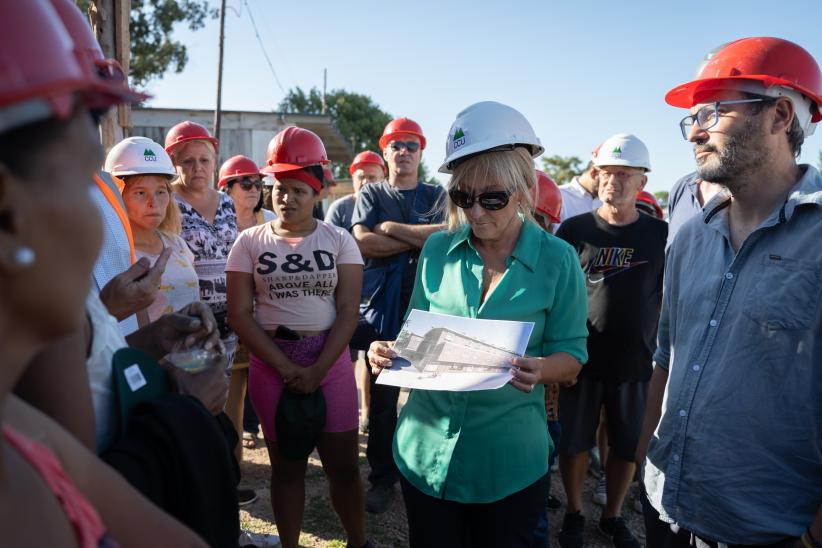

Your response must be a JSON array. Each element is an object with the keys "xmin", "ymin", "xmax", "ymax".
[{"xmin": 367, "ymin": 101, "xmax": 589, "ymax": 547}]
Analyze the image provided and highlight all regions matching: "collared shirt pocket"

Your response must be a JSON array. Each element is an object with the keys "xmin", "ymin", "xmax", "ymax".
[{"xmin": 743, "ymin": 254, "xmax": 821, "ymax": 331}]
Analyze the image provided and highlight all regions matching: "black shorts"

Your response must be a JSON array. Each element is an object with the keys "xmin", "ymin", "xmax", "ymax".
[{"xmin": 558, "ymin": 375, "xmax": 648, "ymax": 461}]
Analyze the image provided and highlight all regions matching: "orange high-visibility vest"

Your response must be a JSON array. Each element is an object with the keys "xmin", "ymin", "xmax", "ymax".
[{"xmin": 94, "ymin": 172, "xmax": 135, "ymax": 264}]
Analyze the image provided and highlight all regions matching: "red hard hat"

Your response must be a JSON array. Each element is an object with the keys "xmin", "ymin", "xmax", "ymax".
[
  {"xmin": 379, "ymin": 117, "xmax": 426, "ymax": 150},
  {"xmin": 635, "ymin": 191, "xmax": 664, "ymax": 220},
  {"xmin": 665, "ymin": 37, "xmax": 822, "ymax": 122},
  {"xmin": 531, "ymin": 170, "xmax": 562, "ymax": 224},
  {"xmin": 0, "ymin": 0, "xmax": 125, "ymax": 134},
  {"xmin": 164, "ymin": 121, "xmax": 219, "ymax": 156},
  {"xmin": 322, "ymin": 167, "xmax": 337, "ymax": 187},
  {"xmin": 349, "ymin": 150, "xmax": 387, "ymax": 176},
  {"xmin": 260, "ymin": 126, "xmax": 329, "ymax": 174},
  {"xmin": 218, "ymin": 155, "xmax": 259, "ymax": 189},
  {"xmin": 49, "ymin": 0, "xmax": 146, "ymax": 108}
]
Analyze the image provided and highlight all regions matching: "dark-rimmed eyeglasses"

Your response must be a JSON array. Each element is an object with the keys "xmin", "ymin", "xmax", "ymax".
[
  {"xmin": 233, "ymin": 177, "xmax": 262, "ymax": 191},
  {"xmin": 448, "ymin": 189, "xmax": 512, "ymax": 211},
  {"xmin": 389, "ymin": 141, "xmax": 421, "ymax": 153},
  {"xmin": 679, "ymin": 98, "xmax": 769, "ymax": 139}
]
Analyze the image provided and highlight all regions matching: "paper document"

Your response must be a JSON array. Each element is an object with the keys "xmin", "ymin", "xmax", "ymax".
[{"xmin": 376, "ymin": 310, "xmax": 534, "ymax": 391}]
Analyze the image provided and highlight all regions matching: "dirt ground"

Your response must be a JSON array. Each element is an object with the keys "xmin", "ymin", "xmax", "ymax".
[{"xmin": 238, "ymin": 362, "xmax": 646, "ymax": 547}]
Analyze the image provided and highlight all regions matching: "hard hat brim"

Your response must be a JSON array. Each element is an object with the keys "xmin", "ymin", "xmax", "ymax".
[{"xmin": 438, "ymin": 142, "xmax": 545, "ymax": 174}]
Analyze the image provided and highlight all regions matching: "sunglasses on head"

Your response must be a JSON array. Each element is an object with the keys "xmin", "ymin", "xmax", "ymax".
[
  {"xmin": 234, "ymin": 177, "xmax": 262, "ymax": 191},
  {"xmin": 389, "ymin": 141, "xmax": 421, "ymax": 153},
  {"xmin": 448, "ymin": 188, "xmax": 512, "ymax": 211}
]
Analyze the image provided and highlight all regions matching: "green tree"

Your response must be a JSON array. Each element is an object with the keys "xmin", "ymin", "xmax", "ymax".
[
  {"xmin": 654, "ymin": 191, "xmax": 669, "ymax": 208},
  {"xmin": 76, "ymin": 0, "xmax": 217, "ymax": 88},
  {"xmin": 541, "ymin": 154, "xmax": 584, "ymax": 185}
]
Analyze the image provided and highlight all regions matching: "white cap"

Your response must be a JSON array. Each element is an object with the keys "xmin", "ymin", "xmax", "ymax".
[
  {"xmin": 105, "ymin": 136, "xmax": 176, "ymax": 177},
  {"xmin": 593, "ymin": 133, "xmax": 651, "ymax": 171},
  {"xmin": 439, "ymin": 101, "xmax": 544, "ymax": 174}
]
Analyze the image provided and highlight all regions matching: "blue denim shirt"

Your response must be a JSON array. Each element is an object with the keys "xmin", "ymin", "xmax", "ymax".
[{"xmin": 644, "ymin": 165, "xmax": 822, "ymax": 544}]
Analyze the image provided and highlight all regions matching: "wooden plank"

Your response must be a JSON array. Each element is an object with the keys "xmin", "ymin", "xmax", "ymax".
[{"xmin": 115, "ymin": 0, "xmax": 132, "ymax": 129}]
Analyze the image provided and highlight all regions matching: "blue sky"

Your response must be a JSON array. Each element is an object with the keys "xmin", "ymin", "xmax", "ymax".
[{"xmin": 144, "ymin": 0, "xmax": 822, "ymax": 193}]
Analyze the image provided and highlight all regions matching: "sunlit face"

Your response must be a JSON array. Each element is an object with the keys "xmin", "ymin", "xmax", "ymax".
[
  {"xmin": 226, "ymin": 175, "xmax": 262, "ymax": 212},
  {"xmin": 352, "ymin": 164, "xmax": 384, "ymax": 193},
  {"xmin": 383, "ymin": 134, "xmax": 421, "ymax": 179},
  {"xmin": 2, "ymin": 107, "xmax": 103, "ymax": 339},
  {"xmin": 272, "ymin": 178, "xmax": 318, "ymax": 224},
  {"xmin": 597, "ymin": 166, "xmax": 647, "ymax": 208},
  {"xmin": 174, "ymin": 140, "xmax": 216, "ymax": 189},
  {"xmin": 122, "ymin": 175, "xmax": 171, "ymax": 232},
  {"xmin": 456, "ymin": 178, "xmax": 522, "ymax": 242}
]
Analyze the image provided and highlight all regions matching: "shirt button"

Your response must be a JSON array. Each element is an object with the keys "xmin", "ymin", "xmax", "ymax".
[
  {"xmin": 692, "ymin": 364, "xmax": 700, "ymax": 372},
  {"xmin": 725, "ymin": 272, "xmax": 734, "ymax": 280},
  {"xmin": 709, "ymin": 319, "xmax": 718, "ymax": 327},
  {"xmin": 678, "ymin": 409, "xmax": 687, "ymax": 417},
  {"xmin": 673, "ymin": 454, "xmax": 680, "ymax": 461}
]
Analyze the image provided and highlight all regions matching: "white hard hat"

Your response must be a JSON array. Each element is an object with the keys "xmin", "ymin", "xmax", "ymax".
[
  {"xmin": 593, "ymin": 133, "xmax": 651, "ymax": 172},
  {"xmin": 439, "ymin": 101, "xmax": 544, "ymax": 174},
  {"xmin": 105, "ymin": 136, "xmax": 176, "ymax": 177}
]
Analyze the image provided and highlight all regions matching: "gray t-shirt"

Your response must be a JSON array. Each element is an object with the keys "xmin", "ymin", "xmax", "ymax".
[{"xmin": 325, "ymin": 195, "xmax": 356, "ymax": 231}]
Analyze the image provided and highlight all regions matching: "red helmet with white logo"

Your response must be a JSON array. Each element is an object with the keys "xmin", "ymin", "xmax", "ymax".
[
  {"xmin": 531, "ymin": 170, "xmax": 562, "ymax": 224},
  {"xmin": 349, "ymin": 150, "xmax": 387, "ymax": 176},
  {"xmin": 379, "ymin": 117, "xmax": 426, "ymax": 150},
  {"xmin": 218, "ymin": 155, "xmax": 259, "ymax": 188},
  {"xmin": 164, "ymin": 121, "xmax": 219, "ymax": 157}
]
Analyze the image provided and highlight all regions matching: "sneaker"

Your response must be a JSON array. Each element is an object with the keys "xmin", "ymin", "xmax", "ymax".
[
  {"xmin": 558, "ymin": 511, "xmax": 585, "ymax": 548},
  {"xmin": 239, "ymin": 530, "xmax": 281, "ymax": 547},
  {"xmin": 546, "ymin": 493, "xmax": 562, "ymax": 511},
  {"xmin": 364, "ymin": 483, "xmax": 394, "ymax": 514},
  {"xmin": 238, "ymin": 488, "xmax": 258, "ymax": 506},
  {"xmin": 593, "ymin": 475, "xmax": 607, "ymax": 506},
  {"xmin": 598, "ymin": 516, "xmax": 641, "ymax": 548}
]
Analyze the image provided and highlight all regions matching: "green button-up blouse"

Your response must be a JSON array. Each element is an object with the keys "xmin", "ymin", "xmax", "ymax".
[{"xmin": 393, "ymin": 220, "xmax": 588, "ymax": 503}]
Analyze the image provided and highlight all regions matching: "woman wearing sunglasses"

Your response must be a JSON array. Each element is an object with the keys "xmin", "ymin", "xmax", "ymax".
[{"xmin": 367, "ymin": 101, "xmax": 589, "ymax": 547}]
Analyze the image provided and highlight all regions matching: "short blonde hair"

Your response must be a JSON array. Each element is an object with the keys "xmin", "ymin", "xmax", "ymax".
[
  {"xmin": 122, "ymin": 174, "xmax": 182, "ymax": 235},
  {"xmin": 443, "ymin": 147, "xmax": 536, "ymax": 232}
]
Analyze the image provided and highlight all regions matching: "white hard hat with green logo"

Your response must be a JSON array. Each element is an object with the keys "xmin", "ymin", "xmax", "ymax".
[
  {"xmin": 593, "ymin": 133, "xmax": 651, "ymax": 172},
  {"xmin": 105, "ymin": 136, "xmax": 177, "ymax": 177},
  {"xmin": 439, "ymin": 101, "xmax": 544, "ymax": 174}
]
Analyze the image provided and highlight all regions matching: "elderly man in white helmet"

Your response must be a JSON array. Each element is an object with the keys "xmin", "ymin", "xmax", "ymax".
[
  {"xmin": 636, "ymin": 37, "xmax": 822, "ymax": 547},
  {"xmin": 555, "ymin": 133, "xmax": 667, "ymax": 548}
]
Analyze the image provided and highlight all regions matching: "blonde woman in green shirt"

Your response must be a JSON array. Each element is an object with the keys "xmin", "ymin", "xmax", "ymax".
[{"xmin": 367, "ymin": 102, "xmax": 589, "ymax": 547}]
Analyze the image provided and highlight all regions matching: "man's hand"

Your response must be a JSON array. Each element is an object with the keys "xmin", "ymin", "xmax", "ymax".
[
  {"xmin": 100, "ymin": 248, "xmax": 172, "ymax": 320},
  {"xmin": 165, "ymin": 355, "xmax": 230, "ymax": 415},
  {"xmin": 367, "ymin": 340, "xmax": 397, "ymax": 375},
  {"xmin": 126, "ymin": 301, "xmax": 224, "ymax": 361}
]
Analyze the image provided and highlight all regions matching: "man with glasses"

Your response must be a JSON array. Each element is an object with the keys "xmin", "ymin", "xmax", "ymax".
[
  {"xmin": 351, "ymin": 118, "xmax": 445, "ymax": 514},
  {"xmin": 555, "ymin": 133, "xmax": 667, "ymax": 548},
  {"xmin": 637, "ymin": 37, "xmax": 822, "ymax": 547}
]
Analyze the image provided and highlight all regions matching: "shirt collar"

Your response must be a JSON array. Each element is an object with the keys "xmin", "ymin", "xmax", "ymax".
[
  {"xmin": 446, "ymin": 219, "xmax": 541, "ymax": 272},
  {"xmin": 702, "ymin": 164, "xmax": 822, "ymax": 229}
]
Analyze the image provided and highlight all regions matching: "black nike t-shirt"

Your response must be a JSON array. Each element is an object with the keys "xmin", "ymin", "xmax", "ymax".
[{"xmin": 556, "ymin": 211, "xmax": 667, "ymax": 382}]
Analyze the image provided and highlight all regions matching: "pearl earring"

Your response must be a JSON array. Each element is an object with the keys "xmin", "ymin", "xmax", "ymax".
[{"xmin": 13, "ymin": 247, "xmax": 35, "ymax": 267}]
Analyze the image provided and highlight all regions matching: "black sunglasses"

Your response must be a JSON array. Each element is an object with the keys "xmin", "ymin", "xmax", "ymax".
[
  {"xmin": 448, "ymin": 189, "xmax": 512, "ymax": 211},
  {"xmin": 233, "ymin": 177, "xmax": 262, "ymax": 191},
  {"xmin": 389, "ymin": 141, "xmax": 421, "ymax": 153}
]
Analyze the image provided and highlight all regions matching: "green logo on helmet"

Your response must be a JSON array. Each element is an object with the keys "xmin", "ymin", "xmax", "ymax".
[
  {"xmin": 612, "ymin": 146, "xmax": 622, "ymax": 155},
  {"xmin": 452, "ymin": 128, "xmax": 466, "ymax": 150},
  {"xmin": 144, "ymin": 148, "xmax": 157, "ymax": 162}
]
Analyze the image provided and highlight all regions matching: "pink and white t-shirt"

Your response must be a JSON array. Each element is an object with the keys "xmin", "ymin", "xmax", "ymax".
[{"xmin": 226, "ymin": 221, "xmax": 363, "ymax": 331}]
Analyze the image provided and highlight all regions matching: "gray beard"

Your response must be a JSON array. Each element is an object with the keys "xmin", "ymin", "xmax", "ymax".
[{"xmin": 695, "ymin": 117, "xmax": 766, "ymax": 194}]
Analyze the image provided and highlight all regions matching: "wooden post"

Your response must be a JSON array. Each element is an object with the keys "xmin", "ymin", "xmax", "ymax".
[
  {"xmin": 213, "ymin": 0, "xmax": 227, "ymax": 147},
  {"xmin": 88, "ymin": 0, "xmax": 132, "ymax": 152}
]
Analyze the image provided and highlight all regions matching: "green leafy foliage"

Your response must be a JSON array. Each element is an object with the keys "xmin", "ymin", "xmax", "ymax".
[{"xmin": 541, "ymin": 154, "xmax": 585, "ymax": 185}]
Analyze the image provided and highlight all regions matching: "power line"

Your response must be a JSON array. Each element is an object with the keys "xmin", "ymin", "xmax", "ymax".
[{"xmin": 242, "ymin": 0, "xmax": 286, "ymax": 95}]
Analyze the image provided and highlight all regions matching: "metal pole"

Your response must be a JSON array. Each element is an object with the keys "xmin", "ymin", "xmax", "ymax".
[
  {"xmin": 321, "ymin": 68, "xmax": 327, "ymax": 114},
  {"xmin": 213, "ymin": 0, "xmax": 227, "ymax": 151}
]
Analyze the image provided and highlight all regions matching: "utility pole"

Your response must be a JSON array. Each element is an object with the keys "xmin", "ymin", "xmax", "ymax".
[
  {"xmin": 213, "ymin": 0, "xmax": 227, "ymax": 150},
  {"xmin": 321, "ymin": 68, "xmax": 327, "ymax": 114}
]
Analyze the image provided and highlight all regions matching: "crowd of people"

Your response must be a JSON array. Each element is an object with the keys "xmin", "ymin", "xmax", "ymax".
[{"xmin": 0, "ymin": 1, "xmax": 820, "ymax": 547}]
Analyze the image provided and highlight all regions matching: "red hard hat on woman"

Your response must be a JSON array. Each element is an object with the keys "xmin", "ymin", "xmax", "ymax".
[
  {"xmin": 379, "ymin": 117, "xmax": 426, "ymax": 150},
  {"xmin": 218, "ymin": 155, "xmax": 259, "ymax": 189},
  {"xmin": 260, "ymin": 127, "xmax": 328, "ymax": 192},
  {"xmin": 0, "ymin": 0, "xmax": 134, "ymax": 134},
  {"xmin": 349, "ymin": 150, "xmax": 387, "ymax": 176},
  {"xmin": 665, "ymin": 37, "xmax": 822, "ymax": 122},
  {"xmin": 49, "ymin": 0, "xmax": 146, "ymax": 107},
  {"xmin": 531, "ymin": 170, "xmax": 562, "ymax": 224},
  {"xmin": 164, "ymin": 121, "xmax": 219, "ymax": 156},
  {"xmin": 635, "ymin": 191, "xmax": 664, "ymax": 220}
]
